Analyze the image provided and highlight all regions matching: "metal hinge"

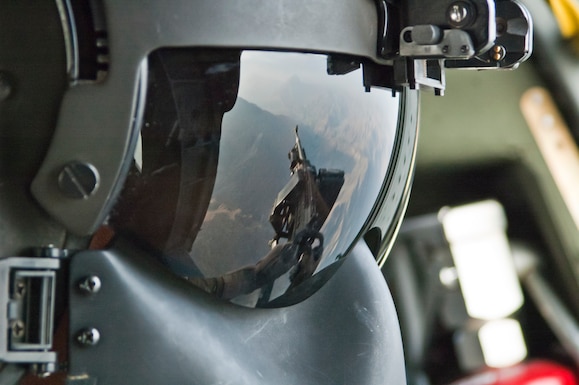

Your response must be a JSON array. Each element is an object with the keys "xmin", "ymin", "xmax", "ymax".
[{"xmin": 0, "ymin": 255, "xmax": 61, "ymax": 374}]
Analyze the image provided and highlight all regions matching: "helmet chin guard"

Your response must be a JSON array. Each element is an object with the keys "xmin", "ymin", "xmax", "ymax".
[{"xmin": 66, "ymin": 239, "xmax": 406, "ymax": 385}]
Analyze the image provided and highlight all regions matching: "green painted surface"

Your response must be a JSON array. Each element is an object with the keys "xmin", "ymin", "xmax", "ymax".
[{"xmin": 418, "ymin": 63, "xmax": 542, "ymax": 168}]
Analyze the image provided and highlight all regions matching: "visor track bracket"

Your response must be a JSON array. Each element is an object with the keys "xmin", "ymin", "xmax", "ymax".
[
  {"xmin": 373, "ymin": 0, "xmax": 532, "ymax": 95},
  {"xmin": 0, "ymin": 249, "xmax": 66, "ymax": 376}
]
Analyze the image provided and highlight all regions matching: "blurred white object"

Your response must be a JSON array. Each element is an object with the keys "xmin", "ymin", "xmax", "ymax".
[
  {"xmin": 479, "ymin": 319, "xmax": 528, "ymax": 368},
  {"xmin": 440, "ymin": 200, "xmax": 524, "ymax": 320}
]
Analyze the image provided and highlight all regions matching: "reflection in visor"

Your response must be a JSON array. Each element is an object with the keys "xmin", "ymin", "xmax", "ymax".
[
  {"xmin": 112, "ymin": 49, "xmax": 403, "ymax": 308},
  {"xmin": 189, "ymin": 126, "xmax": 344, "ymax": 302}
]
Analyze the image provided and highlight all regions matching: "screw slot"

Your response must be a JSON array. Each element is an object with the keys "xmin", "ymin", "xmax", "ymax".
[
  {"xmin": 58, "ymin": 162, "xmax": 100, "ymax": 200},
  {"xmin": 447, "ymin": 1, "xmax": 474, "ymax": 28},
  {"xmin": 14, "ymin": 280, "xmax": 26, "ymax": 299},
  {"xmin": 78, "ymin": 276, "xmax": 102, "ymax": 294},
  {"xmin": 11, "ymin": 320, "xmax": 25, "ymax": 338},
  {"xmin": 76, "ymin": 328, "xmax": 100, "ymax": 346}
]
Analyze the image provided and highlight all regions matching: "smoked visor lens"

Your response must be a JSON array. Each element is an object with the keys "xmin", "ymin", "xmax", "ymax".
[{"xmin": 112, "ymin": 49, "xmax": 407, "ymax": 307}]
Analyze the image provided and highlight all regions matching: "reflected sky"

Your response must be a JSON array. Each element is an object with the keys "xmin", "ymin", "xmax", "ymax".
[{"xmin": 189, "ymin": 51, "xmax": 400, "ymax": 303}]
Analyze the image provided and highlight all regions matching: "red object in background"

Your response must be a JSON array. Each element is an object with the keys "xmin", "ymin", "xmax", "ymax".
[{"xmin": 450, "ymin": 361, "xmax": 577, "ymax": 385}]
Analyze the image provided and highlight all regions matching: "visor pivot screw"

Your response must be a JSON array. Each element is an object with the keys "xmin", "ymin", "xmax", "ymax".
[
  {"xmin": 58, "ymin": 162, "xmax": 100, "ymax": 200},
  {"xmin": 76, "ymin": 328, "xmax": 100, "ymax": 346},
  {"xmin": 0, "ymin": 71, "xmax": 13, "ymax": 101},
  {"xmin": 78, "ymin": 276, "xmax": 102, "ymax": 294},
  {"xmin": 447, "ymin": 2, "xmax": 472, "ymax": 28}
]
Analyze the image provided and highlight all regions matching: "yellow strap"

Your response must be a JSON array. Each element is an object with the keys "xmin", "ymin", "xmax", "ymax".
[{"xmin": 549, "ymin": 0, "xmax": 579, "ymax": 38}]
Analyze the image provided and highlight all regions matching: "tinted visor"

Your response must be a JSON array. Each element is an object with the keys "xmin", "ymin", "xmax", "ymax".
[{"xmin": 111, "ymin": 49, "xmax": 407, "ymax": 307}]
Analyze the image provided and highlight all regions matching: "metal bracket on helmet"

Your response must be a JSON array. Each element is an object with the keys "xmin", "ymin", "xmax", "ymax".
[
  {"xmin": 371, "ymin": 0, "xmax": 533, "ymax": 95},
  {"xmin": 0, "ymin": 256, "xmax": 60, "ymax": 375}
]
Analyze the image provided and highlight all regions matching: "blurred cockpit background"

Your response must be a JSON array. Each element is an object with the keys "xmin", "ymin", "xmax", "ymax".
[{"xmin": 382, "ymin": 0, "xmax": 579, "ymax": 383}]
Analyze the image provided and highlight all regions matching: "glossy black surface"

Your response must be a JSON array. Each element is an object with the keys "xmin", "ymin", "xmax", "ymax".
[{"xmin": 112, "ymin": 50, "xmax": 414, "ymax": 307}]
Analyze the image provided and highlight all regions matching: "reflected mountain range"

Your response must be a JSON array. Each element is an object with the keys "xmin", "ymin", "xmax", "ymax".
[
  {"xmin": 190, "ymin": 97, "xmax": 354, "ymax": 276},
  {"xmin": 189, "ymin": 72, "xmax": 396, "ymax": 279}
]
